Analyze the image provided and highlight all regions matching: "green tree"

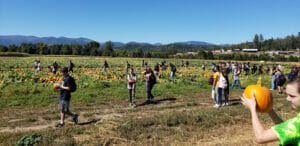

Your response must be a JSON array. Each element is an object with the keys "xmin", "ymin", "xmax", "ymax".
[
  {"xmin": 49, "ymin": 45, "xmax": 61, "ymax": 55},
  {"xmin": 259, "ymin": 34, "xmax": 264, "ymax": 50},
  {"xmin": 134, "ymin": 48, "xmax": 144, "ymax": 57},
  {"xmin": 198, "ymin": 50, "xmax": 208, "ymax": 59},
  {"xmin": 253, "ymin": 34, "xmax": 260, "ymax": 50},
  {"xmin": 20, "ymin": 43, "xmax": 33, "ymax": 53},
  {"xmin": 84, "ymin": 41, "xmax": 100, "ymax": 55},
  {"xmin": 61, "ymin": 44, "xmax": 72, "ymax": 55},
  {"xmin": 71, "ymin": 44, "xmax": 82, "ymax": 55},
  {"xmin": 37, "ymin": 42, "xmax": 48, "ymax": 55},
  {"xmin": 7, "ymin": 45, "xmax": 18, "ymax": 52},
  {"xmin": 0, "ymin": 45, "xmax": 8, "ymax": 52},
  {"xmin": 103, "ymin": 41, "xmax": 114, "ymax": 56}
]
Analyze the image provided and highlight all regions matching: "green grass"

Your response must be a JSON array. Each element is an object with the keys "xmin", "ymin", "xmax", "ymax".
[{"xmin": 0, "ymin": 56, "xmax": 297, "ymax": 145}]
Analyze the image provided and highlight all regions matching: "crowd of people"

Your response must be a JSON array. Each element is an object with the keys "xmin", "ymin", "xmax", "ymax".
[
  {"xmin": 30, "ymin": 59, "xmax": 300, "ymax": 144},
  {"xmin": 35, "ymin": 59, "xmax": 299, "ymax": 109}
]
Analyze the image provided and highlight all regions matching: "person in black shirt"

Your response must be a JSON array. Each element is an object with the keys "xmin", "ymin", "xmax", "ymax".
[
  {"xmin": 104, "ymin": 60, "xmax": 109, "ymax": 72},
  {"xmin": 125, "ymin": 61, "xmax": 131, "ymax": 74},
  {"xmin": 170, "ymin": 63, "xmax": 177, "ymax": 77},
  {"xmin": 68, "ymin": 60, "xmax": 74, "ymax": 72},
  {"xmin": 55, "ymin": 67, "xmax": 78, "ymax": 128},
  {"xmin": 52, "ymin": 61, "xmax": 58, "ymax": 74},
  {"xmin": 154, "ymin": 63, "xmax": 160, "ymax": 76},
  {"xmin": 252, "ymin": 64, "xmax": 257, "ymax": 75},
  {"xmin": 186, "ymin": 61, "xmax": 189, "ymax": 68}
]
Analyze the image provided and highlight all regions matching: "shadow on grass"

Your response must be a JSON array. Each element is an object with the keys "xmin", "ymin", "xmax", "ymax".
[
  {"xmin": 77, "ymin": 119, "xmax": 100, "ymax": 126},
  {"xmin": 228, "ymin": 99, "xmax": 241, "ymax": 102},
  {"xmin": 137, "ymin": 97, "xmax": 177, "ymax": 107},
  {"xmin": 230, "ymin": 102, "xmax": 241, "ymax": 106}
]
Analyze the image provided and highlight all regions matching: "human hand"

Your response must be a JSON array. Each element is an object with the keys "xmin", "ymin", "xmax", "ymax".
[{"xmin": 241, "ymin": 92, "xmax": 257, "ymax": 112}]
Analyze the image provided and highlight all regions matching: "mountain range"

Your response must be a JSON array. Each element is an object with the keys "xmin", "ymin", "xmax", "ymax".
[{"xmin": 0, "ymin": 35, "xmax": 215, "ymax": 48}]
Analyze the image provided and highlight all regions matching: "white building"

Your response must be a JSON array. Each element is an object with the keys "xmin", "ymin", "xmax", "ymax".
[{"xmin": 242, "ymin": 48, "xmax": 258, "ymax": 53}]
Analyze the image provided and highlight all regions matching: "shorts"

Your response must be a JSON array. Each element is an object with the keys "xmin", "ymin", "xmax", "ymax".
[{"xmin": 59, "ymin": 100, "xmax": 70, "ymax": 112}]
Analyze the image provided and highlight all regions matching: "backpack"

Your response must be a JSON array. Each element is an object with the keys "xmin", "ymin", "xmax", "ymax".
[
  {"xmin": 208, "ymin": 75, "xmax": 214, "ymax": 85},
  {"xmin": 279, "ymin": 74, "xmax": 286, "ymax": 85},
  {"xmin": 149, "ymin": 73, "xmax": 157, "ymax": 84},
  {"xmin": 69, "ymin": 76, "xmax": 77, "ymax": 92}
]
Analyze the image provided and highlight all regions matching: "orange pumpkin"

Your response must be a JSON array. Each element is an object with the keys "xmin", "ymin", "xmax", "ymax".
[
  {"xmin": 53, "ymin": 83, "xmax": 61, "ymax": 90},
  {"xmin": 244, "ymin": 85, "xmax": 273, "ymax": 113}
]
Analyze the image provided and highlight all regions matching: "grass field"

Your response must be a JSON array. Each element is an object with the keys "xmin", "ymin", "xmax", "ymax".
[{"xmin": 0, "ymin": 56, "xmax": 299, "ymax": 145}]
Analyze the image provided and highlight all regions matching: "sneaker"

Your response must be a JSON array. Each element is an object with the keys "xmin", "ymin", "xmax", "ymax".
[
  {"xmin": 270, "ymin": 88, "xmax": 273, "ymax": 90},
  {"xmin": 132, "ymin": 103, "xmax": 137, "ymax": 108},
  {"xmin": 73, "ymin": 114, "xmax": 78, "ymax": 124},
  {"xmin": 146, "ymin": 100, "xmax": 151, "ymax": 104},
  {"xmin": 130, "ymin": 103, "xmax": 136, "ymax": 108},
  {"xmin": 55, "ymin": 123, "xmax": 64, "ymax": 128},
  {"xmin": 213, "ymin": 104, "xmax": 220, "ymax": 108},
  {"xmin": 225, "ymin": 103, "xmax": 229, "ymax": 106},
  {"xmin": 222, "ymin": 103, "xmax": 225, "ymax": 106}
]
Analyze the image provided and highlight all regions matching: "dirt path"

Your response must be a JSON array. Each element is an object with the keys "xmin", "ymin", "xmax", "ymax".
[
  {"xmin": 0, "ymin": 95, "xmax": 211, "ymax": 133},
  {"xmin": 0, "ymin": 94, "xmax": 276, "ymax": 145}
]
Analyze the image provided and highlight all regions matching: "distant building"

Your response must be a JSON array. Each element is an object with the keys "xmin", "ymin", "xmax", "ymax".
[
  {"xmin": 278, "ymin": 51, "xmax": 294, "ymax": 55},
  {"xmin": 265, "ymin": 51, "xmax": 279, "ymax": 55},
  {"xmin": 186, "ymin": 52, "xmax": 198, "ymax": 56},
  {"xmin": 242, "ymin": 48, "xmax": 258, "ymax": 52}
]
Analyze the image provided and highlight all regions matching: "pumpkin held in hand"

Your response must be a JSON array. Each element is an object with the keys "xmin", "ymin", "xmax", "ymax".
[
  {"xmin": 53, "ymin": 83, "xmax": 61, "ymax": 90},
  {"xmin": 244, "ymin": 85, "xmax": 273, "ymax": 113}
]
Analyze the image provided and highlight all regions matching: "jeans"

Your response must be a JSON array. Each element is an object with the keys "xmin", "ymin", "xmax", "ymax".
[
  {"xmin": 223, "ymin": 88, "xmax": 229, "ymax": 104},
  {"xmin": 217, "ymin": 87, "xmax": 223, "ymax": 105},
  {"xmin": 146, "ymin": 83, "xmax": 154, "ymax": 100},
  {"xmin": 170, "ymin": 71, "xmax": 175, "ymax": 77},
  {"xmin": 213, "ymin": 88, "xmax": 219, "ymax": 104},
  {"xmin": 232, "ymin": 79, "xmax": 242, "ymax": 90},
  {"xmin": 271, "ymin": 75, "xmax": 277, "ymax": 90},
  {"xmin": 129, "ymin": 88, "xmax": 135, "ymax": 103}
]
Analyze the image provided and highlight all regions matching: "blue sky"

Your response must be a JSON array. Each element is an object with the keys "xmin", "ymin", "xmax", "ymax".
[{"xmin": 0, "ymin": 0, "xmax": 299, "ymax": 44}]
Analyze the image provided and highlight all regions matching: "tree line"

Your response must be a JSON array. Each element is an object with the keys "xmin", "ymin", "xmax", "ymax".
[
  {"xmin": 226, "ymin": 32, "xmax": 300, "ymax": 51},
  {"xmin": 0, "ymin": 33, "xmax": 299, "ymax": 61}
]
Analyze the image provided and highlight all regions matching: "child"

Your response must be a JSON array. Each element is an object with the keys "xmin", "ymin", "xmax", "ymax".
[
  {"xmin": 55, "ymin": 67, "xmax": 78, "ymax": 128},
  {"xmin": 128, "ymin": 68, "xmax": 137, "ymax": 107},
  {"xmin": 241, "ymin": 79, "xmax": 300, "ymax": 145}
]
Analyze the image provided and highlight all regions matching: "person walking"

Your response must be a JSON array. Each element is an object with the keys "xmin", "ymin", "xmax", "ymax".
[{"xmin": 231, "ymin": 64, "xmax": 242, "ymax": 91}]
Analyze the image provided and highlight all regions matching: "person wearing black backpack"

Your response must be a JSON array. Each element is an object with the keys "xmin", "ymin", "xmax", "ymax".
[
  {"xmin": 55, "ymin": 67, "xmax": 78, "ymax": 128},
  {"xmin": 145, "ymin": 67, "xmax": 156, "ymax": 104},
  {"xmin": 275, "ymin": 67, "xmax": 285, "ymax": 94}
]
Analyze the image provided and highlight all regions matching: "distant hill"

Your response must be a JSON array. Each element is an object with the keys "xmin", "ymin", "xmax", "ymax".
[
  {"xmin": 0, "ymin": 35, "xmax": 93, "ymax": 46},
  {"xmin": 172, "ymin": 41, "xmax": 214, "ymax": 46},
  {"xmin": 0, "ymin": 35, "xmax": 216, "ymax": 49}
]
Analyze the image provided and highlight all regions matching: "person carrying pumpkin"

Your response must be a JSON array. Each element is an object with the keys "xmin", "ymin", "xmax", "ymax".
[{"xmin": 241, "ymin": 78, "xmax": 300, "ymax": 145}]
